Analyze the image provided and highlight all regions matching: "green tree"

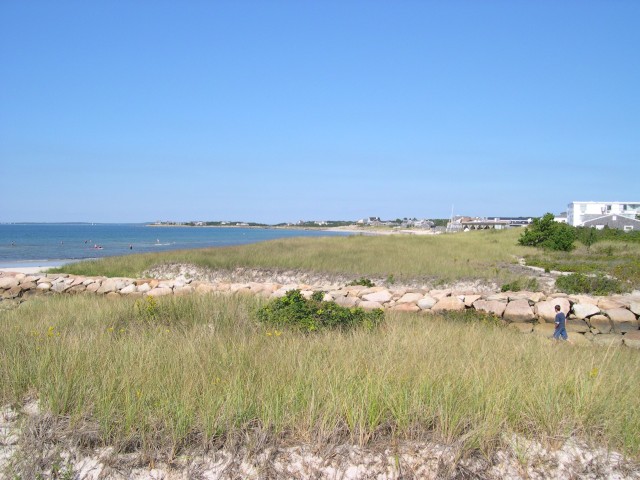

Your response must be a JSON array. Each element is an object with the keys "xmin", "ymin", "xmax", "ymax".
[{"xmin": 518, "ymin": 213, "xmax": 576, "ymax": 251}]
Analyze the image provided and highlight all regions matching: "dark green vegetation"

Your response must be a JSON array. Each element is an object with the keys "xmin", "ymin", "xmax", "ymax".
[
  {"xmin": 556, "ymin": 273, "xmax": 626, "ymax": 296},
  {"xmin": 526, "ymin": 241, "xmax": 640, "ymax": 293},
  {"xmin": 501, "ymin": 277, "xmax": 539, "ymax": 292},
  {"xmin": 257, "ymin": 289, "xmax": 384, "ymax": 332},
  {"xmin": 518, "ymin": 213, "xmax": 577, "ymax": 251},
  {"xmin": 520, "ymin": 214, "xmax": 640, "ymax": 293},
  {"xmin": 347, "ymin": 277, "xmax": 376, "ymax": 287}
]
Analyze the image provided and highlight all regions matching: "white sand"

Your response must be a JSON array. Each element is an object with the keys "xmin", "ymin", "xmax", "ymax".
[{"xmin": 0, "ymin": 267, "xmax": 52, "ymax": 275}]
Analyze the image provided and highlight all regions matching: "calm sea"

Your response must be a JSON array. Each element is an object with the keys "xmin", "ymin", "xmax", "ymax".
[{"xmin": 0, "ymin": 224, "xmax": 349, "ymax": 268}]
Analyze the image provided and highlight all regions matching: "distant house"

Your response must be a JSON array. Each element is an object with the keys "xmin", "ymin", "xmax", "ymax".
[
  {"xmin": 357, "ymin": 217, "xmax": 382, "ymax": 226},
  {"xmin": 460, "ymin": 218, "xmax": 510, "ymax": 230},
  {"xmin": 554, "ymin": 212, "xmax": 568, "ymax": 224},
  {"xmin": 446, "ymin": 219, "xmax": 464, "ymax": 233},
  {"xmin": 413, "ymin": 219, "xmax": 435, "ymax": 229},
  {"xmin": 567, "ymin": 201, "xmax": 640, "ymax": 227},
  {"xmin": 581, "ymin": 215, "xmax": 640, "ymax": 231}
]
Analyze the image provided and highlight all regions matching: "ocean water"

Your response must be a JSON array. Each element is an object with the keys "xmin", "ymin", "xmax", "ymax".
[{"xmin": 0, "ymin": 224, "xmax": 348, "ymax": 268}]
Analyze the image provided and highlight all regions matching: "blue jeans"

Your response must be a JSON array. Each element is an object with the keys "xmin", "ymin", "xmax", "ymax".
[{"xmin": 553, "ymin": 326, "xmax": 568, "ymax": 340}]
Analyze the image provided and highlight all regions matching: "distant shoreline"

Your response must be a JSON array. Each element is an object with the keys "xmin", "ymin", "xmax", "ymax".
[{"xmin": 146, "ymin": 224, "xmax": 439, "ymax": 236}]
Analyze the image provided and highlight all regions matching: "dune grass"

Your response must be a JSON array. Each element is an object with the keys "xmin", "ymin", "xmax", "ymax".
[
  {"xmin": 53, "ymin": 229, "xmax": 534, "ymax": 284},
  {"xmin": 1, "ymin": 294, "xmax": 638, "ymax": 460},
  {"xmin": 525, "ymin": 240, "xmax": 640, "ymax": 290}
]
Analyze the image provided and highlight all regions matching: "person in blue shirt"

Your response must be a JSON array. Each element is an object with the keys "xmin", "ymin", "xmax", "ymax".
[{"xmin": 553, "ymin": 304, "xmax": 568, "ymax": 341}]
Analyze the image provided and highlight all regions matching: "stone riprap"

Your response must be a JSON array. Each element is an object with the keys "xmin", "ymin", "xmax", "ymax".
[{"xmin": 1, "ymin": 271, "xmax": 639, "ymax": 349}]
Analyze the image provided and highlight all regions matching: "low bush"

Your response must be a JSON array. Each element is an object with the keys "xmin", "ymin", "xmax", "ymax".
[
  {"xmin": 501, "ymin": 277, "xmax": 539, "ymax": 292},
  {"xmin": 555, "ymin": 273, "xmax": 627, "ymax": 295},
  {"xmin": 347, "ymin": 277, "xmax": 375, "ymax": 287},
  {"xmin": 257, "ymin": 289, "xmax": 384, "ymax": 332}
]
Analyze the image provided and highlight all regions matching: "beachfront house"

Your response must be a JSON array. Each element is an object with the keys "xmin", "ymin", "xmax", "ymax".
[
  {"xmin": 566, "ymin": 201, "xmax": 640, "ymax": 227},
  {"xmin": 581, "ymin": 215, "xmax": 640, "ymax": 231}
]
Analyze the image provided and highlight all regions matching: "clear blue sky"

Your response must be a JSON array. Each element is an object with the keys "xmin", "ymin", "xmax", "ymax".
[{"xmin": 2, "ymin": 1, "xmax": 638, "ymax": 223}]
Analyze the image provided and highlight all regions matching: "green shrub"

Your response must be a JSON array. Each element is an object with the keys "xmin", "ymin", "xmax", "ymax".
[
  {"xmin": 347, "ymin": 277, "xmax": 375, "ymax": 287},
  {"xmin": 576, "ymin": 226, "xmax": 640, "ymax": 245},
  {"xmin": 436, "ymin": 308, "xmax": 503, "ymax": 326},
  {"xmin": 518, "ymin": 213, "xmax": 576, "ymax": 251},
  {"xmin": 613, "ymin": 258, "xmax": 640, "ymax": 287},
  {"xmin": 256, "ymin": 289, "xmax": 384, "ymax": 332},
  {"xmin": 555, "ymin": 273, "xmax": 626, "ymax": 295},
  {"xmin": 501, "ymin": 277, "xmax": 539, "ymax": 292}
]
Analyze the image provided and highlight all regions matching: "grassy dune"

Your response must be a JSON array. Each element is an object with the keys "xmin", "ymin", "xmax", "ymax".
[
  {"xmin": 54, "ymin": 229, "xmax": 535, "ymax": 283},
  {"xmin": 1, "ymin": 294, "xmax": 638, "ymax": 459},
  {"xmin": 526, "ymin": 240, "xmax": 640, "ymax": 288}
]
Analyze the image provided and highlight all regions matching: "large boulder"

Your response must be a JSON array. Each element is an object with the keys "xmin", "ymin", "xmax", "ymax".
[
  {"xmin": 2, "ymin": 286, "xmax": 22, "ymax": 299},
  {"xmin": 473, "ymin": 299, "xmax": 506, "ymax": 317},
  {"xmin": 431, "ymin": 296, "xmax": 465, "ymax": 312},
  {"xmin": 566, "ymin": 319, "xmax": 589, "ymax": 333},
  {"xmin": 19, "ymin": 281, "xmax": 36, "ymax": 291},
  {"xmin": 359, "ymin": 286, "xmax": 386, "ymax": 296},
  {"xmin": 271, "ymin": 284, "xmax": 299, "ymax": 298},
  {"xmin": 534, "ymin": 299, "xmax": 570, "ymax": 322},
  {"xmin": 0, "ymin": 277, "xmax": 19, "ymax": 289},
  {"xmin": 362, "ymin": 290, "xmax": 393, "ymax": 303},
  {"xmin": 69, "ymin": 277, "xmax": 85, "ymax": 287},
  {"xmin": 463, "ymin": 295, "xmax": 482, "ymax": 307},
  {"xmin": 623, "ymin": 330, "xmax": 640, "ymax": 350},
  {"xmin": 417, "ymin": 296, "xmax": 437, "ymax": 310},
  {"xmin": 174, "ymin": 286, "xmax": 195, "ymax": 296},
  {"xmin": 607, "ymin": 308, "xmax": 639, "ymax": 333},
  {"xmin": 588, "ymin": 315, "xmax": 612, "ymax": 334},
  {"xmin": 391, "ymin": 303, "xmax": 421, "ymax": 313},
  {"xmin": 97, "ymin": 279, "xmax": 119, "ymax": 294},
  {"xmin": 67, "ymin": 285, "xmax": 86, "ymax": 294},
  {"xmin": 509, "ymin": 291, "xmax": 545, "ymax": 303},
  {"xmin": 51, "ymin": 282, "xmax": 69, "ymax": 293},
  {"xmin": 359, "ymin": 301, "xmax": 383, "ymax": 310},
  {"xmin": 569, "ymin": 295, "xmax": 598, "ymax": 306},
  {"xmin": 146, "ymin": 287, "xmax": 172, "ymax": 297},
  {"xmin": 396, "ymin": 292, "xmax": 423, "ymax": 304},
  {"xmin": 334, "ymin": 296, "xmax": 358, "ymax": 308},
  {"xmin": 429, "ymin": 289, "xmax": 452, "ymax": 300},
  {"xmin": 572, "ymin": 303, "xmax": 601, "ymax": 319},
  {"xmin": 120, "ymin": 284, "xmax": 138, "ymax": 294},
  {"xmin": 136, "ymin": 279, "xmax": 159, "ymax": 288},
  {"xmin": 630, "ymin": 302, "xmax": 640, "ymax": 317},
  {"xmin": 485, "ymin": 293, "xmax": 511, "ymax": 302},
  {"xmin": 503, "ymin": 299, "xmax": 535, "ymax": 323},
  {"xmin": 598, "ymin": 298, "xmax": 624, "ymax": 310}
]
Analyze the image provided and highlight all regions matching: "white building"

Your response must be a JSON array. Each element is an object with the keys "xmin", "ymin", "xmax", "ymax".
[{"xmin": 567, "ymin": 201, "xmax": 640, "ymax": 227}]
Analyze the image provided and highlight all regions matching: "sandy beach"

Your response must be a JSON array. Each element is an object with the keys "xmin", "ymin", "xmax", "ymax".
[{"xmin": 0, "ymin": 266, "xmax": 52, "ymax": 275}]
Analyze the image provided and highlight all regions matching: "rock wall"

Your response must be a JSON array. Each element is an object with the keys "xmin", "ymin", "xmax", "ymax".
[{"xmin": 1, "ymin": 271, "xmax": 639, "ymax": 349}]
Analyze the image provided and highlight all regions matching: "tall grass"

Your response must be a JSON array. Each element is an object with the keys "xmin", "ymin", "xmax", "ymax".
[
  {"xmin": 54, "ymin": 229, "xmax": 534, "ymax": 283},
  {"xmin": 526, "ymin": 241, "xmax": 640, "ymax": 289},
  {"xmin": 1, "ymin": 294, "xmax": 638, "ymax": 459}
]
